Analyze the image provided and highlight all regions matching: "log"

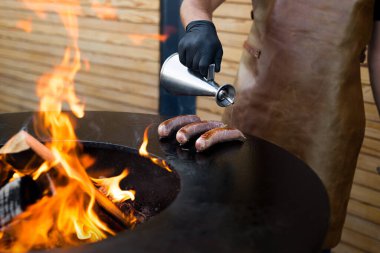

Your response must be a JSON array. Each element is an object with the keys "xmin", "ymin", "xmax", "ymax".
[
  {"xmin": 1, "ymin": 130, "xmax": 131, "ymax": 228},
  {"xmin": 0, "ymin": 176, "xmax": 42, "ymax": 227}
]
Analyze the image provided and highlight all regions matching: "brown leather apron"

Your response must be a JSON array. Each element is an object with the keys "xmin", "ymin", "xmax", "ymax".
[{"xmin": 223, "ymin": 0, "xmax": 375, "ymax": 248}]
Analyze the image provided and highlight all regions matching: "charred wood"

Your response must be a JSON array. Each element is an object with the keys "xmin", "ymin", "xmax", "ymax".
[{"xmin": 0, "ymin": 176, "xmax": 42, "ymax": 227}]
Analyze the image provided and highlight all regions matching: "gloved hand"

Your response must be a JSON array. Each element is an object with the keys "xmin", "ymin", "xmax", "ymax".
[{"xmin": 178, "ymin": 20, "xmax": 223, "ymax": 76}]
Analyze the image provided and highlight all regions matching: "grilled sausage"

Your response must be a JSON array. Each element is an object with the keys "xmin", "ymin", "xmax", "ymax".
[
  {"xmin": 176, "ymin": 120, "xmax": 226, "ymax": 144},
  {"xmin": 195, "ymin": 127, "xmax": 246, "ymax": 152},
  {"xmin": 158, "ymin": 115, "xmax": 201, "ymax": 138}
]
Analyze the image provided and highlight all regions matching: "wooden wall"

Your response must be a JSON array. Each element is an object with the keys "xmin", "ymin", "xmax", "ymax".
[
  {"xmin": 0, "ymin": 0, "xmax": 378, "ymax": 252},
  {"xmin": 0, "ymin": 0, "xmax": 247, "ymax": 119},
  {"xmin": 338, "ymin": 67, "xmax": 380, "ymax": 253},
  {"xmin": 0, "ymin": 0, "xmax": 161, "ymax": 114}
]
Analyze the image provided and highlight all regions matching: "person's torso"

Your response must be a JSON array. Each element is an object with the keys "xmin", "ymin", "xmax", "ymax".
[{"xmin": 224, "ymin": 0, "xmax": 375, "ymax": 248}]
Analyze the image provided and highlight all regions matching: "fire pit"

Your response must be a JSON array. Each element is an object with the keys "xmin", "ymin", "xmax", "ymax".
[{"xmin": 0, "ymin": 111, "xmax": 329, "ymax": 253}]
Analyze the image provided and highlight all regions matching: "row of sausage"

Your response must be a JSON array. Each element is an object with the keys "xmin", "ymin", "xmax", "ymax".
[{"xmin": 158, "ymin": 115, "xmax": 246, "ymax": 152}]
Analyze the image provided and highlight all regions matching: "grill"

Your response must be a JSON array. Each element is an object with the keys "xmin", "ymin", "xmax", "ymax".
[{"xmin": 0, "ymin": 111, "xmax": 329, "ymax": 253}]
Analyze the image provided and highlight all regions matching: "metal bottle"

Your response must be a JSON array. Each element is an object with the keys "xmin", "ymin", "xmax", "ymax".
[{"xmin": 160, "ymin": 53, "xmax": 236, "ymax": 107}]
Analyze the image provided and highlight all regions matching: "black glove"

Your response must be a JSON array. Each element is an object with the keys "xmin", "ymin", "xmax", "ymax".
[{"xmin": 178, "ymin": 20, "xmax": 223, "ymax": 76}]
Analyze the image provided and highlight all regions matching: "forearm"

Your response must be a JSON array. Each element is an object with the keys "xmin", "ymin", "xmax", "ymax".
[
  {"xmin": 369, "ymin": 21, "xmax": 380, "ymax": 114},
  {"xmin": 180, "ymin": 0, "xmax": 225, "ymax": 27}
]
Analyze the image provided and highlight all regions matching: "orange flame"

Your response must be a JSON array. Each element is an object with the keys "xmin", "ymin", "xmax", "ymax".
[
  {"xmin": 10, "ymin": 171, "xmax": 22, "ymax": 182},
  {"xmin": 20, "ymin": 0, "xmax": 48, "ymax": 19},
  {"xmin": 139, "ymin": 126, "xmax": 172, "ymax": 173},
  {"xmin": 91, "ymin": 0, "xmax": 117, "ymax": 20},
  {"xmin": 0, "ymin": 0, "xmax": 135, "ymax": 251},
  {"xmin": 92, "ymin": 170, "xmax": 135, "ymax": 203},
  {"xmin": 83, "ymin": 57, "xmax": 91, "ymax": 72},
  {"xmin": 127, "ymin": 34, "xmax": 169, "ymax": 46},
  {"xmin": 16, "ymin": 18, "xmax": 33, "ymax": 33}
]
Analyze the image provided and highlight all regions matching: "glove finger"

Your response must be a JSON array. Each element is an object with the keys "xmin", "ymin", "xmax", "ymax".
[
  {"xmin": 186, "ymin": 49, "xmax": 196, "ymax": 69},
  {"xmin": 178, "ymin": 39, "xmax": 187, "ymax": 66},
  {"xmin": 214, "ymin": 47, "xmax": 223, "ymax": 72},
  {"xmin": 199, "ymin": 54, "xmax": 214, "ymax": 76},
  {"xmin": 192, "ymin": 52, "xmax": 201, "ymax": 72}
]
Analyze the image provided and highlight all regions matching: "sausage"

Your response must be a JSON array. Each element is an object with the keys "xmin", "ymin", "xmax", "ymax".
[
  {"xmin": 195, "ymin": 127, "xmax": 246, "ymax": 152},
  {"xmin": 176, "ymin": 121, "xmax": 226, "ymax": 144},
  {"xmin": 158, "ymin": 115, "xmax": 201, "ymax": 138}
]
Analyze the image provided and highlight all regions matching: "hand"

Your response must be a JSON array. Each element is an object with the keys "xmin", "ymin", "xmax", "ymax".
[{"xmin": 178, "ymin": 20, "xmax": 223, "ymax": 76}]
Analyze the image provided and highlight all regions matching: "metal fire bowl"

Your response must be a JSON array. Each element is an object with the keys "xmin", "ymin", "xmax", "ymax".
[{"xmin": 0, "ymin": 112, "xmax": 329, "ymax": 253}]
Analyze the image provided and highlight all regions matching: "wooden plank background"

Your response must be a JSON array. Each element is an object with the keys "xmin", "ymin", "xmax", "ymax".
[
  {"xmin": 0, "ymin": 0, "xmax": 161, "ymax": 114},
  {"xmin": 0, "ymin": 0, "xmax": 378, "ymax": 252}
]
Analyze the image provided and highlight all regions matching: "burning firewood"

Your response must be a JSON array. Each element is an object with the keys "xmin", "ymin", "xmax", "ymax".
[
  {"xmin": 0, "ymin": 130, "xmax": 48, "ymax": 176},
  {"xmin": 95, "ymin": 185, "xmax": 145, "ymax": 224},
  {"xmin": 0, "ymin": 176, "xmax": 42, "ymax": 227},
  {"xmin": 0, "ymin": 130, "xmax": 133, "ymax": 229}
]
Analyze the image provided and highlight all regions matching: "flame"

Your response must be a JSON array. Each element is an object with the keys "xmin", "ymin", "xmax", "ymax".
[
  {"xmin": 91, "ymin": 0, "xmax": 117, "ymax": 20},
  {"xmin": 20, "ymin": 0, "xmax": 48, "ymax": 19},
  {"xmin": 10, "ymin": 171, "xmax": 23, "ymax": 182},
  {"xmin": 80, "ymin": 153, "xmax": 95, "ymax": 168},
  {"xmin": 92, "ymin": 170, "xmax": 135, "ymax": 203},
  {"xmin": 16, "ymin": 18, "xmax": 33, "ymax": 33},
  {"xmin": 127, "ymin": 34, "xmax": 169, "ymax": 46},
  {"xmin": 127, "ymin": 25, "xmax": 177, "ymax": 46},
  {"xmin": 0, "ymin": 0, "xmax": 135, "ymax": 251},
  {"xmin": 139, "ymin": 126, "xmax": 172, "ymax": 173},
  {"xmin": 83, "ymin": 58, "xmax": 91, "ymax": 72}
]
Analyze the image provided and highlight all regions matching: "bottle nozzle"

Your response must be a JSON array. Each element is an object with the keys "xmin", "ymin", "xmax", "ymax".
[
  {"xmin": 219, "ymin": 90, "xmax": 234, "ymax": 104},
  {"xmin": 216, "ymin": 85, "xmax": 236, "ymax": 107}
]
